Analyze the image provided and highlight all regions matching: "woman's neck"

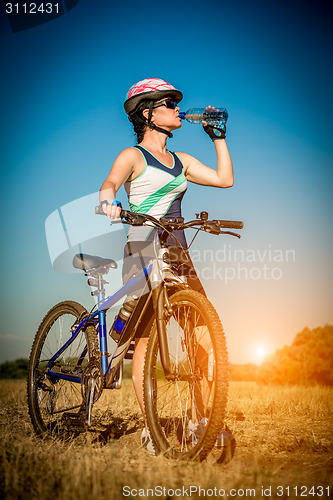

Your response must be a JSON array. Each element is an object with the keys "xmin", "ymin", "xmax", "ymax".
[{"xmin": 139, "ymin": 130, "xmax": 168, "ymax": 155}]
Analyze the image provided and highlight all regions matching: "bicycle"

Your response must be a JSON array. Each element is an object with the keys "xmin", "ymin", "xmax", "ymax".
[{"xmin": 27, "ymin": 207, "xmax": 243, "ymax": 461}]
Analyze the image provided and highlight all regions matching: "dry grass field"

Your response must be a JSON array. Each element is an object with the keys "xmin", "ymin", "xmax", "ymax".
[{"xmin": 1, "ymin": 380, "xmax": 332, "ymax": 499}]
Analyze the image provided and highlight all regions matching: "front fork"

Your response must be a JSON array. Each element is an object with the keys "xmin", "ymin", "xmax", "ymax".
[
  {"xmin": 151, "ymin": 253, "xmax": 187, "ymax": 380},
  {"xmin": 154, "ymin": 284, "xmax": 172, "ymax": 378}
]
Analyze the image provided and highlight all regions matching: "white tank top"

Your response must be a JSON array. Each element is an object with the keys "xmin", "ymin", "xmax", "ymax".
[{"xmin": 124, "ymin": 145, "xmax": 187, "ymax": 243}]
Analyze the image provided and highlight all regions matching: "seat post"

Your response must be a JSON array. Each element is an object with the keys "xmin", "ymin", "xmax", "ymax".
[
  {"xmin": 98, "ymin": 273, "xmax": 106, "ymax": 296},
  {"xmin": 88, "ymin": 269, "xmax": 108, "ymax": 298}
]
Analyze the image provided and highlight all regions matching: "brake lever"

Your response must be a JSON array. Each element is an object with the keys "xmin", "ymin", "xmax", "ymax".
[
  {"xmin": 202, "ymin": 222, "xmax": 241, "ymax": 238},
  {"xmin": 203, "ymin": 221, "xmax": 221, "ymax": 235},
  {"xmin": 220, "ymin": 230, "xmax": 241, "ymax": 239}
]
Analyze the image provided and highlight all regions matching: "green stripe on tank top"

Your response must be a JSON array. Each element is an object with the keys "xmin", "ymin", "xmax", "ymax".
[
  {"xmin": 131, "ymin": 172, "xmax": 186, "ymax": 214},
  {"xmin": 129, "ymin": 202, "xmax": 139, "ymax": 212}
]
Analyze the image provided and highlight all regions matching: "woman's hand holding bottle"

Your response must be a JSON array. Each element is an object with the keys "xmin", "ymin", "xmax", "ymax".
[{"xmin": 179, "ymin": 105, "xmax": 228, "ymax": 141}]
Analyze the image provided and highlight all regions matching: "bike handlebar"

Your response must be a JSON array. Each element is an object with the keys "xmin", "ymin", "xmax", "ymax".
[{"xmin": 95, "ymin": 205, "xmax": 243, "ymax": 236}]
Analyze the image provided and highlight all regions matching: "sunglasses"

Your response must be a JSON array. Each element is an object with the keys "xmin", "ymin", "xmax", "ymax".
[{"xmin": 153, "ymin": 99, "xmax": 178, "ymax": 110}]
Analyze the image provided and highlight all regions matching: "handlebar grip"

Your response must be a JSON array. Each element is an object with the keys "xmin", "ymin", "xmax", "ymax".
[
  {"xmin": 216, "ymin": 220, "xmax": 244, "ymax": 229},
  {"xmin": 95, "ymin": 205, "xmax": 106, "ymax": 215},
  {"xmin": 95, "ymin": 206, "xmax": 131, "ymax": 224}
]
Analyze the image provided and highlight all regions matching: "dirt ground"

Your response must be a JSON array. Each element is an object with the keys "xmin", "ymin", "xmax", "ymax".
[{"xmin": 1, "ymin": 380, "xmax": 332, "ymax": 499}]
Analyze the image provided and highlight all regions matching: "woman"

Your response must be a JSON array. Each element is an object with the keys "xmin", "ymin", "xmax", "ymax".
[{"xmin": 99, "ymin": 78, "xmax": 234, "ymax": 454}]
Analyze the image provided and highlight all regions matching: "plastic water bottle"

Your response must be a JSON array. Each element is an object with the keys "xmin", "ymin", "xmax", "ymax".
[
  {"xmin": 109, "ymin": 295, "xmax": 138, "ymax": 342},
  {"xmin": 179, "ymin": 107, "xmax": 228, "ymax": 128}
]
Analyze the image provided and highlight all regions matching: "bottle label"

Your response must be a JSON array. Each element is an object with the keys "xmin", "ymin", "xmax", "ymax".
[{"xmin": 113, "ymin": 316, "xmax": 125, "ymax": 333}]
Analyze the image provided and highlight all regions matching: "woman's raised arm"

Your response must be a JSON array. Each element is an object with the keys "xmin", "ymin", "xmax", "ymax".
[{"xmin": 177, "ymin": 139, "xmax": 234, "ymax": 188}]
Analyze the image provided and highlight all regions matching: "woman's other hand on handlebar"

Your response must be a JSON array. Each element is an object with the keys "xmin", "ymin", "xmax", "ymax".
[{"xmin": 100, "ymin": 200, "xmax": 122, "ymax": 220}]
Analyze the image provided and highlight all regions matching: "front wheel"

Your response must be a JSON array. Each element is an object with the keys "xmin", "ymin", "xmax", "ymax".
[
  {"xmin": 27, "ymin": 301, "xmax": 98, "ymax": 437},
  {"xmin": 143, "ymin": 290, "xmax": 229, "ymax": 460}
]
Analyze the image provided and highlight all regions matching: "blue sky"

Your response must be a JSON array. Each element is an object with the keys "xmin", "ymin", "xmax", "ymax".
[{"xmin": 1, "ymin": 0, "xmax": 332, "ymax": 364}]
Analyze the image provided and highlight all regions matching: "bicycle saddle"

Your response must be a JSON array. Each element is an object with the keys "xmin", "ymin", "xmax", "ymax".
[{"xmin": 73, "ymin": 253, "xmax": 118, "ymax": 271}]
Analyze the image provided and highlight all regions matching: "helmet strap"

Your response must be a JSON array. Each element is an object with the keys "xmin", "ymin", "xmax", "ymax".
[
  {"xmin": 148, "ymin": 101, "xmax": 154, "ymax": 124},
  {"xmin": 131, "ymin": 103, "xmax": 173, "ymax": 138},
  {"xmin": 147, "ymin": 101, "xmax": 173, "ymax": 137},
  {"xmin": 148, "ymin": 122, "xmax": 173, "ymax": 138}
]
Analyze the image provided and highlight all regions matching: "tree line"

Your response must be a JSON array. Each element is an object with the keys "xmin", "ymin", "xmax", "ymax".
[
  {"xmin": 0, "ymin": 358, "xmax": 29, "ymax": 379},
  {"xmin": 230, "ymin": 325, "xmax": 333, "ymax": 385},
  {"xmin": 258, "ymin": 324, "xmax": 333, "ymax": 385}
]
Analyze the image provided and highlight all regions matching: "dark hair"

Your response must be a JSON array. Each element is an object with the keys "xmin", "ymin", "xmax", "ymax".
[{"xmin": 128, "ymin": 99, "xmax": 154, "ymax": 143}]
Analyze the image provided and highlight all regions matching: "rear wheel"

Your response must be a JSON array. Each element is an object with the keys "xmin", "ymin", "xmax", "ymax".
[
  {"xmin": 143, "ymin": 290, "xmax": 228, "ymax": 460},
  {"xmin": 27, "ymin": 301, "xmax": 99, "ymax": 437}
]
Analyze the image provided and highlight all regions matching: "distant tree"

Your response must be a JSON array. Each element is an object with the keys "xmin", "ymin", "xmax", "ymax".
[
  {"xmin": 0, "ymin": 358, "xmax": 29, "ymax": 379},
  {"xmin": 259, "ymin": 325, "xmax": 333, "ymax": 385},
  {"xmin": 229, "ymin": 363, "xmax": 259, "ymax": 382}
]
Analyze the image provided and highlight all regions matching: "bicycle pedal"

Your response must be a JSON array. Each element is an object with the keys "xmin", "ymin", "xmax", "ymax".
[{"xmin": 61, "ymin": 412, "xmax": 87, "ymax": 432}]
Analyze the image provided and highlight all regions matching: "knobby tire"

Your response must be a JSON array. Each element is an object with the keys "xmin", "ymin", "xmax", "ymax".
[
  {"xmin": 27, "ymin": 301, "xmax": 98, "ymax": 437},
  {"xmin": 143, "ymin": 289, "xmax": 228, "ymax": 461}
]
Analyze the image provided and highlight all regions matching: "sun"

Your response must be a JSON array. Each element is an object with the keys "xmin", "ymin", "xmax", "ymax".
[{"xmin": 252, "ymin": 344, "xmax": 269, "ymax": 365}]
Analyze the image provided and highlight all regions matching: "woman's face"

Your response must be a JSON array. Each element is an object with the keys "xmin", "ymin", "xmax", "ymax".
[{"xmin": 147, "ymin": 97, "xmax": 182, "ymax": 132}]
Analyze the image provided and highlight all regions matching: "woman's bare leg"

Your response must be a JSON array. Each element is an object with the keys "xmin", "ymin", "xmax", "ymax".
[{"xmin": 132, "ymin": 336, "xmax": 149, "ymax": 428}]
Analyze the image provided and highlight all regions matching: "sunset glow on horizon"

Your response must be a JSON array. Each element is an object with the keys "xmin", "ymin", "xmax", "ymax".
[{"xmin": 252, "ymin": 344, "xmax": 270, "ymax": 365}]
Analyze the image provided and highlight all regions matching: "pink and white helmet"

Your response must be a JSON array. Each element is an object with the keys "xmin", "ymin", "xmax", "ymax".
[{"xmin": 124, "ymin": 78, "xmax": 183, "ymax": 114}]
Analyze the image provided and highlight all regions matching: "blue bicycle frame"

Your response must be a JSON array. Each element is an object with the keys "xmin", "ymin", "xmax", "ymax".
[{"xmin": 46, "ymin": 262, "xmax": 153, "ymax": 386}]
